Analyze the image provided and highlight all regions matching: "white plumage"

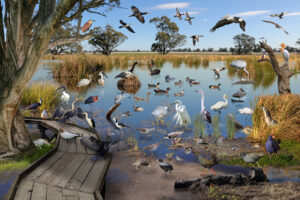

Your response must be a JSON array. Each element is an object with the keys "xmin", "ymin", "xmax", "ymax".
[
  {"xmin": 41, "ymin": 109, "xmax": 48, "ymax": 119},
  {"xmin": 114, "ymin": 93, "xmax": 127, "ymax": 104},
  {"xmin": 61, "ymin": 91, "xmax": 70, "ymax": 104},
  {"xmin": 33, "ymin": 139, "xmax": 50, "ymax": 147},
  {"xmin": 230, "ymin": 60, "xmax": 249, "ymax": 78},
  {"xmin": 60, "ymin": 131, "xmax": 79, "ymax": 140},
  {"xmin": 210, "ymin": 94, "xmax": 229, "ymax": 110},
  {"xmin": 280, "ymin": 43, "xmax": 289, "ymax": 63},
  {"xmin": 77, "ymin": 75, "xmax": 92, "ymax": 87},
  {"xmin": 152, "ymin": 106, "xmax": 168, "ymax": 118},
  {"xmin": 173, "ymin": 100, "xmax": 191, "ymax": 126},
  {"xmin": 238, "ymin": 107, "xmax": 254, "ymax": 115}
]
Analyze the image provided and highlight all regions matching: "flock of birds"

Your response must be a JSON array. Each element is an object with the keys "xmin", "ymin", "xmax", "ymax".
[{"xmin": 23, "ymin": 7, "xmax": 292, "ymax": 175}]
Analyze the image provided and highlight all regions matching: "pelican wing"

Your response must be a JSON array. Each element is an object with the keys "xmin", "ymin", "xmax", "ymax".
[
  {"xmin": 262, "ymin": 20, "xmax": 277, "ymax": 26},
  {"xmin": 210, "ymin": 18, "xmax": 233, "ymax": 32}
]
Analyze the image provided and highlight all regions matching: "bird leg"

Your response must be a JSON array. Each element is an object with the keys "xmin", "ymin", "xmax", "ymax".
[{"xmin": 210, "ymin": 168, "xmax": 216, "ymax": 176}]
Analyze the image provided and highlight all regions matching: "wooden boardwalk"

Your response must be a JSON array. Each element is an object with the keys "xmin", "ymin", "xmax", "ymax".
[{"xmin": 7, "ymin": 118, "xmax": 111, "ymax": 200}]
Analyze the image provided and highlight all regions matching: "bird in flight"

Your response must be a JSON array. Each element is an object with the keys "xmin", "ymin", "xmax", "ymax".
[
  {"xmin": 129, "ymin": 6, "xmax": 149, "ymax": 24},
  {"xmin": 190, "ymin": 35, "xmax": 204, "ymax": 46},
  {"xmin": 119, "ymin": 20, "xmax": 135, "ymax": 33},
  {"xmin": 174, "ymin": 8, "xmax": 185, "ymax": 20},
  {"xmin": 185, "ymin": 12, "xmax": 194, "ymax": 25},
  {"xmin": 210, "ymin": 15, "xmax": 246, "ymax": 32},
  {"xmin": 270, "ymin": 11, "xmax": 288, "ymax": 19},
  {"xmin": 262, "ymin": 20, "xmax": 288, "ymax": 34}
]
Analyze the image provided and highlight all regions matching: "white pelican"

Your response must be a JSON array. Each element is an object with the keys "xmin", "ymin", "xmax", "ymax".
[
  {"xmin": 210, "ymin": 94, "xmax": 229, "ymax": 111},
  {"xmin": 98, "ymin": 71, "xmax": 108, "ymax": 86},
  {"xmin": 195, "ymin": 89, "xmax": 211, "ymax": 123},
  {"xmin": 230, "ymin": 60, "xmax": 249, "ymax": 78},
  {"xmin": 41, "ymin": 109, "xmax": 48, "ymax": 119},
  {"xmin": 280, "ymin": 43, "xmax": 289, "ymax": 63},
  {"xmin": 172, "ymin": 100, "xmax": 191, "ymax": 127},
  {"xmin": 237, "ymin": 107, "xmax": 254, "ymax": 115},
  {"xmin": 152, "ymin": 106, "xmax": 168, "ymax": 125},
  {"xmin": 77, "ymin": 75, "xmax": 93, "ymax": 87},
  {"xmin": 210, "ymin": 15, "xmax": 246, "ymax": 32},
  {"xmin": 82, "ymin": 112, "xmax": 95, "ymax": 129}
]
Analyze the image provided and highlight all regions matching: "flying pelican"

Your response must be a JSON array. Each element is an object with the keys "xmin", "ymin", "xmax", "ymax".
[
  {"xmin": 174, "ymin": 8, "xmax": 185, "ymax": 20},
  {"xmin": 148, "ymin": 60, "xmax": 160, "ymax": 75},
  {"xmin": 185, "ymin": 12, "xmax": 194, "ymax": 25},
  {"xmin": 262, "ymin": 20, "xmax": 288, "ymax": 34},
  {"xmin": 158, "ymin": 159, "xmax": 173, "ymax": 175},
  {"xmin": 119, "ymin": 20, "xmax": 135, "ymax": 33},
  {"xmin": 172, "ymin": 100, "xmax": 191, "ymax": 127},
  {"xmin": 82, "ymin": 112, "xmax": 96, "ymax": 129},
  {"xmin": 280, "ymin": 43, "xmax": 289, "ymax": 63},
  {"xmin": 129, "ymin": 6, "xmax": 149, "ymax": 24},
  {"xmin": 41, "ymin": 109, "xmax": 48, "ymax": 119},
  {"xmin": 270, "ymin": 11, "xmax": 288, "ymax": 19},
  {"xmin": 212, "ymin": 67, "xmax": 226, "ymax": 78},
  {"xmin": 195, "ymin": 89, "xmax": 211, "ymax": 123},
  {"xmin": 115, "ymin": 61, "xmax": 138, "ymax": 79},
  {"xmin": 98, "ymin": 71, "xmax": 108, "ymax": 86},
  {"xmin": 210, "ymin": 94, "xmax": 229, "ymax": 111},
  {"xmin": 56, "ymin": 86, "xmax": 70, "ymax": 105},
  {"xmin": 230, "ymin": 60, "xmax": 249, "ymax": 78},
  {"xmin": 81, "ymin": 20, "xmax": 95, "ymax": 32},
  {"xmin": 152, "ymin": 106, "xmax": 168, "ymax": 125},
  {"xmin": 210, "ymin": 15, "xmax": 246, "ymax": 32},
  {"xmin": 262, "ymin": 107, "xmax": 278, "ymax": 126},
  {"xmin": 23, "ymin": 98, "xmax": 42, "ymax": 112},
  {"xmin": 77, "ymin": 75, "xmax": 93, "ymax": 87},
  {"xmin": 190, "ymin": 35, "xmax": 204, "ymax": 46}
]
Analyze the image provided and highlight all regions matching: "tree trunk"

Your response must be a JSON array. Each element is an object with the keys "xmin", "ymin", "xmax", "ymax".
[{"xmin": 0, "ymin": 85, "xmax": 31, "ymax": 153}]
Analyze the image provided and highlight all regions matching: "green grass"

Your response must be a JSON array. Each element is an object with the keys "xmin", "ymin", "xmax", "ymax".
[
  {"xmin": 212, "ymin": 115, "xmax": 221, "ymax": 138},
  {"xmin": 0, "ymin": 144, "xmax": 54, "ymax": 171},
  {"xmin": 193, "ymin": 113, "xmax": 207, "ymax": 138},
  {"xmin": 280, "ymin": 140, "xmax": 300, "ymax": 161},
  {"xmin": 226, "ymin": 114, "xmax": 236, "ymax": 139}
]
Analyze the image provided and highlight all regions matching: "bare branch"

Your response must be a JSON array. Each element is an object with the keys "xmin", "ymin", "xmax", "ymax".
[
  {"xmin": 47, "ymin": 34, "xmax": 92, "ymax": 50},
  {"xmin": 86, "ymin": 9, "xmax": 106, "ymax": 16},
  {"xmin": 260, "ymin": 42, "xmax": 281, "ymax": 75}
]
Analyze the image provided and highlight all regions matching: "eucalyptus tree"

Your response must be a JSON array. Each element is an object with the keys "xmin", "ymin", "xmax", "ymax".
[
  {"xmin": 0, "ymin": 0, "xmax": 120, "ymax": 156},
  {"xmin": 150, "ymin": 16, "xmax": 186, "ymax": 55},
  {"xmin": 233, "ymin": 34, "xmax": 255, "ymax": 54}
]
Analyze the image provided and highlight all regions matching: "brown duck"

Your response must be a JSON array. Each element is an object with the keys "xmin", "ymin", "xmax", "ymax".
[
  {"xmin": 154, "ymin": 87, "xmax": 171, "ymax": 94},
  {"xmin": 209, "ymin": 83, "xmax": 221, "ymax": 90}
]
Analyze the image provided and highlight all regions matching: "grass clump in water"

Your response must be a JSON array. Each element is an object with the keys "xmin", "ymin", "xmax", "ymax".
[
  {"xmin": 212, "ymin": 115, "xmax": 221, "ymax": 138},
  {"xmin": 226, "ymin": 114, "xmax": 236, "ymax": 139},
  {"xmin": 0, "ymin": 144, "xmax": 54, "ymax": 171},
  {"xmin": 193, "ymin": 114, "xmax": 207, "ymax": 138}
]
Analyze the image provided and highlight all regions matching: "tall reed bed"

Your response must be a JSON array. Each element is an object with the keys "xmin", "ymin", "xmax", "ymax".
[{"xmin": 251, "ymin": 94, "xmax": 300, "ymax": 143}]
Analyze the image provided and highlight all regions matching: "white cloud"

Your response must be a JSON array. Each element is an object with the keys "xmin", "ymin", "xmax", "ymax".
[
  {"xmin": 188, "ymin": 11, "xmax": 200, "ymax": 15},
  {"xmin": 234, "ymin": 10, "xmax": 271, "ymax": 17},
  {"xmin": 152, "ymin": 2, "xmax": 190, "ymax": 10},
  {"xmin": 286, "ymin": 12, "xmax": 300, "ymax": 16}
]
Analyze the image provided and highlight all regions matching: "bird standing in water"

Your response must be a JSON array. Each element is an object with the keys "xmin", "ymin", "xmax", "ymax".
[
  {"xmin": 56, "ymin": 86, "xmax": 70, "ymax": 105},
  {"xmin": 195, "ymin": 89, "xmax": 212, "ymax": 123}
]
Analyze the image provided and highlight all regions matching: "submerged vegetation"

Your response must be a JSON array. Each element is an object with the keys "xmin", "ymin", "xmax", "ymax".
[{"xmin": 0, "ymin": 144, "xmax": 54, "ymax": 171}]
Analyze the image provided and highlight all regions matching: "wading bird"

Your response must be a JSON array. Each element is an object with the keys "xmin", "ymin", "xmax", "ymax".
[
  {"xmin": 174, "ymin": 7, "xmax": 185, "ymax": 20},
  {"xmin": 98, "ymin": 71, "xmax": 108, "ymax": 86},
  {"xmin": 77, "ymin": 75, "xmax": 93, "ymax": 87},
  {"xmin": 82, "ymin": 112, "xmax": 96, "ymax": 129},
  {"xmin": 212, "ymin": 67, "xmax": 226, "ymax": 79},
  {"xmin": 158, "ymin": 159, "xmax": 173, "ymax": 175},
  {"xmin": 210, "ymin": 15, "xmax": 246, "ymax": 32},
  {"xmin": 270, "ymin": 11, "xmax": 288, "ymax": 19},
  {"xmin": 84, "ymin": 96, "xmax": 98, "ymax": 104},
  {"xmin": 262, "ymin": 107, "xmax": 278, "ymax": 126},
  {"xmin": 195, "ymin": 89, "xmax": 212, "ymax": 123},
  {"xmin": 56, "ymin": 86, "xmax": 70, "ymax": 105},
  {"xmin": 185, "ymin": 11, "xmax": 194, "ymax": 25},
  {"xmin": 232, "ymin": 88, "xmax": 246, "ymax": 100},
  {"xmin": 115, "ymin": 61, "xmax": 138, "ymax": 79},
  {"xmin": 119, "ymin": 20, "xmax": 135, "ymax": 33},
  {"xmin": 209, "ymin": 83, "xmax": 221, "ymax": 90},
  {"xmin": 280, "ymin": 43, "xmax": 289, "ymax": 63},
  {"xmin": 152, "ymin": 106, "xmax": 168, "ymax": 125},
  {"xmin": 172, "ymin": 100, "xmax": 191, "ymax": 127},
  {"xmin": 265, "ymin": 135, "xmax": 280, "ymax": 159},
  {"xmin": 23, "ymin": 98, "xmax": 42, "ymax": 113},
  {"xmin": 211, "ymin": 94, "xmax": 229, "ymax": 111},
  {"xmin": 190, "ymin": 35, "xmax": 204, "ymax": 46},
  {"xmin": 112, "ymin": 117, "xmax": 129, "ymax": 130},
  {"xmin": 148, "ymin": 60, "xmax": 160, "ymax": 75},
  {"xmin": 230, "ymin": 60, "xmax": 249, "ymax": 79},
  {"xmin": 241, "ymin": 152, "xmax": 264, "ymax": 167},
  {"xmin": 81, "ymin": 20, "xmax": 95, "ymax": 32},
  {"xmin": 164, "ymin": 131, "xmax": 184, "ymax": 139},
  {"xmin": 41, "ymin": 109, "xmax": 48, "ymax": 119},
  {"xmin": 129, "ymin": 6, "xmax": 149, "ymax": 24},
  {"xmin": 262, "ymin": 20, "xmax": 288, "ymax": 34}
]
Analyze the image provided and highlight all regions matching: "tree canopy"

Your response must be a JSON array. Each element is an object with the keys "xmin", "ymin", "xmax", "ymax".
[
  {"xmin": 233, "ymin": 33, "xmax": 255, "ymax": 54},
  {"xmin": 149, "ymin": 16, "xmax": 186, "ymax": 55},
  {"xmin": 89, "ymin": 25, "xmax": 127, "ymax": 55}
]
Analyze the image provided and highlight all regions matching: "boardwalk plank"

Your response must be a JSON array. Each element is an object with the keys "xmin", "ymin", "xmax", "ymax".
[
  {"xmin": 78, "ymin": 192, "xmax": 95, "ymax": 200},
  {"xmin": 47, "ymin": 186, "xmax": 63, "ymax": 200},
  {"xmin": 53, "ymin": 154, "xmax": 86, "ymax": 188},
  {"xmin": 63, "ymin": 189, "xmax": 79, "ymax": 200},
  {"xmin": 80, "ymin": 158, "xmax": 107, "ymax": 193},
  {"xmin": 31, "ymin": 182, "xmax": 47, "ymax": 200},
  {"xmin": 14, "ymin": 180, "xmax": 33, "ymax": 200},
  {"xmin": 38, "ymin": 153, "xmax": 75, "ymax": 184},
  {"xmin": 67, "ymin": 138, "xmax": 77, "ymax": 153},
  {"xmin": 76, "ymin": 137, "xmax": 86, "ymax": 154},
  {"xmin": 24, "ymin": 151, "xmax": 65, "ymax": 181},
  {"xmin": 58, "ymin": 136, "xmax": 67, "ymax": 152},
  {"xmin": 65, "ymin": 155, "xmax": 95, "ymax": 190}
]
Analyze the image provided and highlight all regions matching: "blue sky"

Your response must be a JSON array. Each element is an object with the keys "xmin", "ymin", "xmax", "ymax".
[{"xmin": 81, "ymin": 0, "xmax": 300, "ymax": 51}]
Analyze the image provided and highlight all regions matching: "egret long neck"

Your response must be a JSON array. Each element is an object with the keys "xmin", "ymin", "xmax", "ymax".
[
  {"xmin": 223, "ymin": 96, "xmax": 228, "ymax": 105},
  {"xmin": 200, "ymin": 93, "xmax": 205, "ymax": 112}
]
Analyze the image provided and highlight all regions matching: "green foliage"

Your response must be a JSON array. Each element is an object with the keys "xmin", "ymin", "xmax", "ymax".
[
  {"xmin": 233, "ymin": 34, "xmax": 256, "ymax": 55},
  {"xmin": 89, "ymin": 25, "xmax": 128, "ymax": 55},
  {"xmin": 0, "ymin": 144, "xmax": 54, "ymax": 171},
  {"xmin": 226, "ymin": 114, "xmax": 236, "ymax": 139},
  {"xmin": 193, "ymin": 114, "xmax": 207, "ymax": 138},
  {"xmin": 280, "ymin": 140, "xmax": 300, "ymax": 161},
  {"xmin": 150, "ymin": 16, "xmax": 186, "ymax": 55},
  {"xmin": 212, "ymin": 115, "xmax": 221, "ymax": 138}
]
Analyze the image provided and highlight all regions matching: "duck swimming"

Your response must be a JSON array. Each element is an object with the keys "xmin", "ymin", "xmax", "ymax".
[
  {"xmin": 209, "ymin": 83, "xmax": 221, "ymax": 90},
  {"xmin": 148, "ymin": 82, "xmax": 160, "ymax": 88},
  {"xmin": 154, "ymin": 87, "xmax": 171, "ymax": 94},
  {"xmin": 174, "ymin": 90, "xmax": 184, "ymax": 97}
]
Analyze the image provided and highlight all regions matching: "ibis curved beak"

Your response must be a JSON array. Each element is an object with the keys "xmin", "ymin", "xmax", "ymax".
[{"xmin": 103, "ymin": 72, "xmax": 108, "ymax": 78}]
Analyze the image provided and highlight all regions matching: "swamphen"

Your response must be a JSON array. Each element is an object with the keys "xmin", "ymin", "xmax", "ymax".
[{"xmin": 265, "ymin": 135, "xmax": 280, "ymax": 159}]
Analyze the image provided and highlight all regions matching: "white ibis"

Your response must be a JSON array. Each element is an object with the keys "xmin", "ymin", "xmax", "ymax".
[
  {"xmin": 129, "ymin": 6, "xmax": 149, "ymax": 24},
  {"xmin": 210, "ymin": 15, "xmax": 246, "ymax": 32},
  {"xmin": 119, "ymin": 20, "xmax": 135, "ymax": 33},
  {"xmin": 81, "ymin": 20, "xmax": 95, "ymax": 32},
  {"xmin": 262, "ymin": 20, "xmax": 288, "ymax": 34},
  {"xmin": 210, "ymin": 94, "xmax": 229, "ymax": 111},
  {"xmin": 77, "ymin": 75, "xmax": 93, "ymax": 87}
]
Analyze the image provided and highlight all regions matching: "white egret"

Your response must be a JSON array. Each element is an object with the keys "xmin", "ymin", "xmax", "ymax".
[
  {"xmin": 172, "ymin": 100, "xmax": 191, "ymax": 127},
  {"xmin": 211, "ymin": 94, "xmax": 229, "ymax": 111},
  {"xmin": 56, "ymin": 86, "xmax": 70, "ymax": 105},
  {"xmin": 152, "ymin": 106, "xmax": 168, "ymax": 125}
]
